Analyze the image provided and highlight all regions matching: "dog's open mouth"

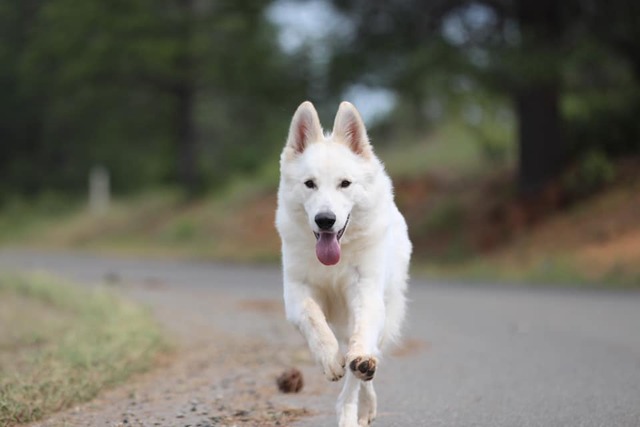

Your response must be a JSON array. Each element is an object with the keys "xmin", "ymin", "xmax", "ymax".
[{"xmin": 313, "ymin": 215, "xmax": 350, "ymax": 266}]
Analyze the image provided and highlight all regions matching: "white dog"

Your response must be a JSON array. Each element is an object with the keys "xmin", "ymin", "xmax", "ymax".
[{"xmin": 276, "ymin": 101, "xmax": 412, "ymax": 427}]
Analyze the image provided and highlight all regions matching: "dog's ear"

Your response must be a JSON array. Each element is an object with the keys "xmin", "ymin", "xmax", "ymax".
[
  {"xmin": 332, "ymin": 101, "xmax": 372, "ymax": 158},
  {"xmin": 285, "ymin": 101, "xmax": 323, "ymax": 155}
]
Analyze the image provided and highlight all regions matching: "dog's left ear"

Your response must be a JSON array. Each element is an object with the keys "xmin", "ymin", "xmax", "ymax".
[{"xmin": 332, "ymin": 101, "xmax": 372, "ymax": 158}]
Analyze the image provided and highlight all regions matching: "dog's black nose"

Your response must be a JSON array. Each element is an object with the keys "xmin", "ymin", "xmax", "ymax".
[{"xmin": 315, "ymin": 212, "xmax": 336, "ymax": 231}]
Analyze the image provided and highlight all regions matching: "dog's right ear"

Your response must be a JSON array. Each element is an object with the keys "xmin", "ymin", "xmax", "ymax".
[
  {"xmin": 332, "ymin": 101, "xmax": 372, "ymax": 158},
  {"xmin": 285, "ymin": 101, "xmax": 323, "ymax": 155}
]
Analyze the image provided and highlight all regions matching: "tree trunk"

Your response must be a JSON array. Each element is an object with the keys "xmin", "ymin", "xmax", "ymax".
[
  {"xmin": 515, "ymin": 83, "xmax": 563, "ymax": 194},
  {"xmin": 174, "ymin": 0, "xmax": 200, "ymax": 196},
  {"xmin": 175, "ymin": 81, "xmax": 199, "ymax": 195},
  {"xmin": 514, "ymin": 0, "xmax": 565, "ymax": 195}
]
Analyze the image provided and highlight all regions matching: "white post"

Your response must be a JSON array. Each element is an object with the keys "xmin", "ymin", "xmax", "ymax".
[{"xmin": 89, "ymin": 166, "xmax": 110, "ymax": 216}]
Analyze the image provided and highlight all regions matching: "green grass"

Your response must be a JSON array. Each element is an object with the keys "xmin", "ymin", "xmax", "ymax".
[
  {"xmin": 418, "ymin": 198, "xmax": 465, "ymax": 233},
  {"xmin": 0, "ymin": 193, "xmax": 81, "ymax": 243},
  {"xmin": 0, "ymin": 274, "xmax": 166, "ymax": 426},
  {"xmin": 420, "ymin": 255, "xmax": 640, "ymax": 289}
]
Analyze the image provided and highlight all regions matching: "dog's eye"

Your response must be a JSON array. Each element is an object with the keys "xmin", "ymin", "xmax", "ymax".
[
  {"xmin": 340, "ymin": 180, "xmax": 351, "ymax": 188},
  {"xmin": 304, "ymin": 180, "xmax": 316, "ymax": 189}
]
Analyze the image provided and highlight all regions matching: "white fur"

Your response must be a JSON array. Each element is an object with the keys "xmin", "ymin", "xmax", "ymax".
[{"xmin": 276, "ymin": 101, "xmax": 411, "ymax": 427}]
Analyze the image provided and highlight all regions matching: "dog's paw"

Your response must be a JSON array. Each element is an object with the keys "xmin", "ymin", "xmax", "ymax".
[
  {"xmin": 358, "ymin": 409, "xmax": 376, "ymax": 426},
  {"xmin": 348, "ymin": 355, "xmax": 377, "ymax": 381},
  {"xmin": 358, "ymin": 402, "xmax": 376, "ymax": 426},
  {"xmin": 321, "ymin": 351, "xmax": 346, "ymax": 382}
]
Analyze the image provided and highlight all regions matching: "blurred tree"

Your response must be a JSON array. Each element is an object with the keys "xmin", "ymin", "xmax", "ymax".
[
  {"xmin": 566, "ymin": 0, "xmax": 640, "ymax": 158},
  {"xmin": 329, "ymin": 0, "xmax": 640, "ymax": 194},
  {"xmin": 0, "ymin": 0, "xmax": 304, "ymax": 199},
  {"xmin": 585, "ymin": 0, "xmax": 640, "ymax": 81},
  {"xmin": 0, "ymin": 0, "xmax": 45, "ymax": 196},
  {"xmin": 512, "ymin": 0, "xmax": 564, "ymax": 194}
]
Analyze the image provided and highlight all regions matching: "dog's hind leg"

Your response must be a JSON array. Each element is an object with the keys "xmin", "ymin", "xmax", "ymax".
[
  {"xmin": 358, "ymin": 380, "xmax": 377, "ymax": 426},
  {"xmin": 337, "ymin": 371, "xmax": 361, "ymax": 427}
]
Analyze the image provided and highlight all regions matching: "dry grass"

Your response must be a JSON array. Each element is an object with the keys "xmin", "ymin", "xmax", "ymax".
[
  {"xmin": 4, "ymin": 186, "xmax": 281, "ymax": 263},
  {"xmin": 0, "ymin": 274, "xmax": 166, "ymax": 426}
]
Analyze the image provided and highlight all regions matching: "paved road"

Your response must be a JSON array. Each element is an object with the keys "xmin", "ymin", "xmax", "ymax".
[{"xmin": 1, "ymin": 249, "xmax": 639, "ymax": 427}]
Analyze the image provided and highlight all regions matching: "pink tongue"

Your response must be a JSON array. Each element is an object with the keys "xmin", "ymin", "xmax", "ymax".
[{"xmin": 316, "ymin": 233, "xmax": 341, "ymax": 265}]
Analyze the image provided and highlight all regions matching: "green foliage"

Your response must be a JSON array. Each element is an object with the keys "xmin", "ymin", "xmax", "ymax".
[
  {"xmin": 441, "ymin": 234, "xmax": 473, "ymax": 263},
  {"xmin": 161, "ymin": 218, "xmax": 198, "ymax": 242},
  {"xmin": 563, "ymin": 38, "xmax": 640, "ymax": 157},
  {"xmin": 330, "ymin": 0, "xmax": 640, "ymax": 193},
  {"xmin": 0, "ymin": 0, "xmax": 305, "ymax": 198},
  {"xmin": 3, "ymin": 0, "xmax": 640, "ymax": 201},
  {"xmin": 422, "ymin": 199, "xmax": 464, "ymax": 233},
  {"xmin": 564, "ymin": 149, "xmax": 616, "ymax": 198}
]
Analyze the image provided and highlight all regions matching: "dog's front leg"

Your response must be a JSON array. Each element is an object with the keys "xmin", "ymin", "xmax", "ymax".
[
  {"xmin": 345, "ymin": 280, "xmax": 385, "ymax": 382},
  {"xmin": 285, "ymin": 285, "xmax": 345, "ymax": 381}
]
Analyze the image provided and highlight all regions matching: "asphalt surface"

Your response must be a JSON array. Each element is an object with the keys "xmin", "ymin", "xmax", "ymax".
[{"xmin": 1, "ymin": 249, "xmax": 639, "ymax": 427}]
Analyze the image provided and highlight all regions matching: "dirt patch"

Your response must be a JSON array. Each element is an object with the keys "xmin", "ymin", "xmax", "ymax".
[{"xmin": 578, "ymin": 228, "xmax": 640, "ymax": 279}]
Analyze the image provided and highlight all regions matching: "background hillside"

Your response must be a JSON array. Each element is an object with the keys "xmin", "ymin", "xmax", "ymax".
[{"xmin": 1, "ymin": 0, "xmax": 639, "ymax": 286}]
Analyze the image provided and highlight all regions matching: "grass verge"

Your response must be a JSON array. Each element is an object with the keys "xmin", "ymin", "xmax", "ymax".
[
  {"xmin": 420, "ymin": 253, "xmax": 640, "ymax": 289},
  {"xmin": 0, "ymin": 274, "xmax": 166, "ymax": 426}
]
